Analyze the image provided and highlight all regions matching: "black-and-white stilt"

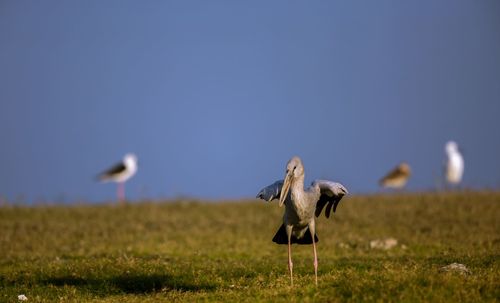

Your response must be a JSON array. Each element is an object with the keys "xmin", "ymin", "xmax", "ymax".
[{"xmin": 97, "ymin": 153, "xmax": 138, "ymax": 202}]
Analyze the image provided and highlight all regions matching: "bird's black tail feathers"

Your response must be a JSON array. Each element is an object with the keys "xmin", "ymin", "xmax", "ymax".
[{"xmin": 272, "ymin": 224, "xmax": 319, "ymax": 245}]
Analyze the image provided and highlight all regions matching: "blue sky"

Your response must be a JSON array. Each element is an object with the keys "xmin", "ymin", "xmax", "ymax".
[{"xmin": 1, "ymin": 1, "xmax": 499, "ymax": 202}]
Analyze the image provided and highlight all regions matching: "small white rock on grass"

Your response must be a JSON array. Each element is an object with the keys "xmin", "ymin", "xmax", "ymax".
[
  {"xmin": 440, "ymin": 263, "xmax": 471, "ymax": 275},
  {"xmin": 370, "ymin": 238, "xmax": 398, "ymax": 250},
  {"xmin": 18, "ymin": 294, "xmax": 28, "ymax": 301},
  {"xmin": 338, "ymin": 242, "xmax": 350, "ymax": 249}
]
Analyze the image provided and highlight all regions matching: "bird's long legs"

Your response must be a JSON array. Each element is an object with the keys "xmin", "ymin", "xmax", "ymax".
[
  {"xmin": 286, "ymin": 225, "xmax": 293, "ymax": 286},
  {"xmin": 310, "ymin": 224, "xmax": 318, "ymax": 286},
  {"xmin": 117, "ymin": 182, "xmax": 125, "ymax": 203},
  {"xmin": 312, "ymin": 237, "xmax": 318, "ymax": 286}
]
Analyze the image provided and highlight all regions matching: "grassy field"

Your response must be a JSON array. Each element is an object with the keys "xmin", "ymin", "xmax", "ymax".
[{"xmin": 0, "ymin": 192, "xmax": 499, "ymax": 302}]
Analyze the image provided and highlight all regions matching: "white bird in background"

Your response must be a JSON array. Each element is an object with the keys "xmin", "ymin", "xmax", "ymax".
[
  {"xmin": 97, "ymin": 153, "xmax": 138, "ymax": 202},
  {"xmin": 379, "ymin": 162, "xmax": 411, "ymax": 189},
  {"xmin": 444, "ymin": 141, "xmax": 464, "ymax": 186},
  {"xmin": 257, "ymin": 156, "xmax": 348, "ymax": 286}
]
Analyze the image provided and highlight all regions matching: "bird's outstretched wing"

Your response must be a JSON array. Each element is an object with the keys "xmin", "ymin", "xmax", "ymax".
[
  {"xmin": 312, "ymin": 180, "xmax": 348, "ymax": 218},
  {"xmin": 256, "ymin": 180, "xmax": 284, "ymax": 202}
]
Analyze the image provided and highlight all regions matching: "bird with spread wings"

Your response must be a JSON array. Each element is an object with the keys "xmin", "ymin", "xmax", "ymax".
[{"xmin": 257, "ymin": 156, "xmax": 348, "ymax": 286}]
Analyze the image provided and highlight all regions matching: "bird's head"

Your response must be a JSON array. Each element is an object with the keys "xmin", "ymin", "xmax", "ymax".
[
  {"xmin": 399, "ymin": 162, "xmax": 411, "ymax": 175},
  {"xmin": 278, "ymin": 156, "xmax": 304, "ymax": 207},
  {"xmin": 123, "ymin": 153, "xmax": 138, "ymax": 167}
]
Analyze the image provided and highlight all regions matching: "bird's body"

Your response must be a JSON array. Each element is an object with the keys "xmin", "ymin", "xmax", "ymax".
[
  {"xmin": 275, "ymin": 179, "xmax": 318, "ymax": 244},
  {"xmin": 444, "ymin": 141, "xmax": 464, "ymax": 186},
  {"xmin": 379, "ymin": 162, "xmax": 411, "ymax": 189},
  {"xmin": 257, "ymin": 156, "xmax": 347, "ymax": 286},
  {"xmin": 285, "ymin": 176, "xmax": 315, "ymax": 234},
  {"xmin": 97, "ymin": 153, "xmax": 138, "ymax": 202}
]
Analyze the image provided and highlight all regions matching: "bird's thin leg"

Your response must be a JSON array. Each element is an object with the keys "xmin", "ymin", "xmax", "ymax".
[
  {"xmin": 312, "ymin": 236, "xmax": 318, "ymax": 286},
  {"xmin": 286, "ymin": 225, "xmax": 293, "ymax": 286},
  {"xmin": 309, "ymin": 223, "xmax": 318, "ymax": 286},
  {"xmin": 117, "ymin": 182, "xmax": 125, "ymax": 203}
]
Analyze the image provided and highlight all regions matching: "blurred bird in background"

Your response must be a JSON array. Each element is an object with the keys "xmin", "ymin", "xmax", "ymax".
[
  {"xmin": 379, "ymin": 162, "xmax": 411, "ymax": 190},
  {"xmin": 97, "ymin": 153, "xmax": 138, "ymax": 202},
  {"xmin": 444, "ymin": 141, "xmax": 464, "ymax": 187}
]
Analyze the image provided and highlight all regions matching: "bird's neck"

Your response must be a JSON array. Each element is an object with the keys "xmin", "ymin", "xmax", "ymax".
[{"xmin": 290, "ymin": 176, "xmax": 305, "ymax": 203}]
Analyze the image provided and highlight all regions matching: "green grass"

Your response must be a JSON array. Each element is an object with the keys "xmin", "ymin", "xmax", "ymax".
[{"xmin": 1, "ymin": 192, "xmax": 499, "ymax": 302}]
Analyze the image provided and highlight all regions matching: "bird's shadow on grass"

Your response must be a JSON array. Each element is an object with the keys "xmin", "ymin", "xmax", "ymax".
[{"xmin": 40, "ymin": 273, "xmax": 215, "ymax": 295}]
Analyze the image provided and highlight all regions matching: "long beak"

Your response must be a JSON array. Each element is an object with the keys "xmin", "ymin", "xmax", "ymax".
[{"xmin": 279, "ymin": 171, "xmax": 293, "ymax": 207}]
